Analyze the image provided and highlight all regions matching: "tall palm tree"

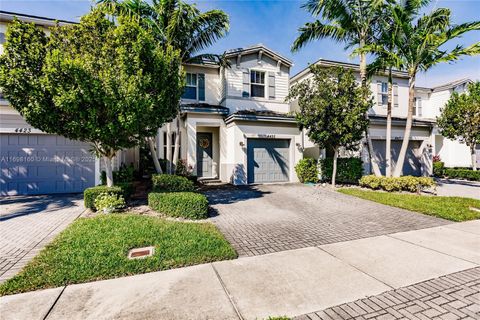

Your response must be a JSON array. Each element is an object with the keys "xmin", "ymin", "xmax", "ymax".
[
  {"xmin": 365, "ymin": 5, "xmax": 480, "ymax": 177},
  {"xmin": 98, "ymin": 0, "xmax": 229, "ymax": 173},
  {"xmin": 292, "ymin": 0, "xmax": 386, "ymax": 177}
]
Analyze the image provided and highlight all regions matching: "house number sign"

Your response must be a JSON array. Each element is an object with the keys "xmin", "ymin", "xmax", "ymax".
[{"xmin": 257, "ymin": 134, "xmax": 275, "ymax": 138}]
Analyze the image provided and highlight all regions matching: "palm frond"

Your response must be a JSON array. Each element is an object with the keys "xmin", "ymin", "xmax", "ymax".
[{"xmin": 292, "ymin": 21, "xmax": 347, "ymax": 52}]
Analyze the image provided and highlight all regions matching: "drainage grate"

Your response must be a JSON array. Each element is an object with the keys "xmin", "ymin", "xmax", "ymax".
[{"xmin": 128, "ymin": 246, "xmax": 155, "ymax": 260}]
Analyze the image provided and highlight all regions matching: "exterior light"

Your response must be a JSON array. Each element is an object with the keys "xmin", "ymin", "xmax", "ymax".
[{"xmin": 239, "ymin": 141, "xmax": 245, "ymax": 147}]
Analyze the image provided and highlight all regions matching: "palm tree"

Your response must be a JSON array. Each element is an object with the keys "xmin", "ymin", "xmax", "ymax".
[
  {"xmin": 365, "ymin": 5, "xmax": 480, "ymax": 177},
  {"xmin": 292, "ymin": 0, "xmax": 385, "ymax": 177},
  {"xmin": 98, "ymin": 0, "xmax": 229, "ymax": 173}
]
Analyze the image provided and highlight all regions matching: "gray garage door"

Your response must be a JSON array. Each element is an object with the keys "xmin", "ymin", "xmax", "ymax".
[
  {"xmin": 1, "ymin": 134, "xmax": 96, "ymax": 196},
  {"xmin": 247, "ymin": 139, "xmax": 290, "ymax": 184},
  {"xmin": 372, "ymin": 140, "xmax": 422, "ymax": 176}
]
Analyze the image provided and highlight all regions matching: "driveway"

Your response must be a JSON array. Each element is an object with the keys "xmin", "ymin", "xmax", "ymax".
[
  {"xmin": 206, "ymin": 184, "xmax": 450, "ymax": 256},
  {"xmin": 0, "ymin": 195, "xmax": 84, "ymax": 283},
  {"xmin": 434, "ymin": 178, "xmax": 480, "ymax": 199}
]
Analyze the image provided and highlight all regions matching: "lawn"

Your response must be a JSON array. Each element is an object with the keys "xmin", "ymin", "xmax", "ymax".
[
  {"xmin": 338, "ymin": 188, "xmax": 480, "ymax": 222},
  {"xmin": 0, "ymin": 214, "xmax": 236, "ymax": 296}
]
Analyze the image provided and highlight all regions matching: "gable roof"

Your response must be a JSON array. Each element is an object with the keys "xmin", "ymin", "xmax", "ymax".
[
  {"xmin": 291, "ymin": 58, "xmax": 409, "ymax": 83},
  {"xmin": 224, "ymin": 44, "xmax": 293, "ymax": 67},
  {"xmin": 0, "ymin": 10, "xmax": 77, "ymax": 26},
  {"xmin": 431, "ymin": 78, "xmax": 472, "ymax": 92}
]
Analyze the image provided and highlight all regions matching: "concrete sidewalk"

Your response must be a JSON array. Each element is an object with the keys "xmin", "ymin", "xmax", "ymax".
[{"xmin": 1, "ymin": 220, "xmax": 479, "ymax": 320}]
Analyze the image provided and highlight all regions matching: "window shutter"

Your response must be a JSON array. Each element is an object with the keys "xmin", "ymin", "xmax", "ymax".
[
  {"xmin": 393, "ymin": 83, "xmax": 399, "ymax": 107},
  {"xmin": 242, "ymin": 70, "xmax": 250, "ymax": 98},
  {"xmin": 417, "ymin": 97, "xmax": 422, "ymax": 116},
  {"xmin": 268, "ymin": 72, "xmax": 275, "ymax": 99},
  {"xmin": 377, "ymin": 82, "xmax": 383, "ymax": 106},
  {"xmin": 198, "ymin": 73, "xmax": 205, "ymax": 101}
]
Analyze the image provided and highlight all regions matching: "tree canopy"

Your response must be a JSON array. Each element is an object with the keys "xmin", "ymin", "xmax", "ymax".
[
  {"xmin": 0, "ymin": 9, "xmax": 184, "ymax": 185},
  {"xmin": 437, "ymin": 81, "xmax": 480, "ymax": 170}
]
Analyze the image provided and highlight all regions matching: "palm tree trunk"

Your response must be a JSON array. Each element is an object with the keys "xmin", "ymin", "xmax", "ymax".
[
  {"xmin": 386, "ymin": 68, "xmax": 393, "ymax": 177},
  {"xmin": 332, "ymin": 147, "xmax": 338, "ymax": 188},
  {"xmin": 471, "ymin": 144, "xmax": 477, "ymax": 171},
  {"xmin": 147, "ymin": 136, "xmax": 163, "ymax": 174},
  {"xmin": 359, "ymin": 50, "xmax": 381, "ymax": 177},
  {"xmin": 393, "ymin": 74, "xmax": 416, "ymax": 177},
  {"xmin": 172, "ymin": 117, "xmax": 181, "ymax": 173},
  {"xmin": 166, "ymin": 122, "xmax": 172, "ymax": 174}
]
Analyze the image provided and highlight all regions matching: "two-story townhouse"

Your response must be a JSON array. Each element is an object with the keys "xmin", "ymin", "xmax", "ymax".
[
  {"xmin": 0, "ymin": 11, "xmax": 137, "ymax": 196},
  {"xmin": 157, "ymin": 44, "xmax": 304, "ymax": 185},
  {"xmin": 290, "ymin": 59, "xmax": 476, "ymax": 176}
]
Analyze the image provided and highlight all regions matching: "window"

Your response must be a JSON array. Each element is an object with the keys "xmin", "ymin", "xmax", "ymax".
[
  {"xmin": 413, "ymin": 97, "xmax": 422, "ymax": 116},
  {"xmin": 163, "ymin": 132, "xmax": 181, "ymax": 160},
  {"xmin": 378, "ymin": 82, "xmax": 388, "ymax": 107},
  {"xmin": 250, "ymin": 70, "xmax": 265, "ymax": 98},
  {"xmin": 0, "ymin": 33, "xmax": 5, "ymax": 45},
  {"xmin": 182, "ymin": 73, "xmax": 197, "ymax": 100}
]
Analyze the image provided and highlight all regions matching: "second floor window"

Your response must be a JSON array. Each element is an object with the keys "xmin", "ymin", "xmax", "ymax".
[
  {"xmin": 250, "ymin": 70, "xmax": 265, "ymax": 98},
  {"xmin": 413, "ymin": 97, "xmax": 422, "ymax": 116},
  {"xmin": 181, "ymin": 73, "xmax": 205, "ymax": 101},
  {"xmin": 377, "ymin": 82, "xmax": 399, "ymax": 108},
  {"xmin": 163, "ymin": 132, "xmax": 181, "ymax": 160}
]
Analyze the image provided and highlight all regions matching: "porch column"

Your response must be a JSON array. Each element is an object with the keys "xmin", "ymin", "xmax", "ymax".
[{"xmin": 186, "ymin": 118, "xmax": 197, "ymax": 174}]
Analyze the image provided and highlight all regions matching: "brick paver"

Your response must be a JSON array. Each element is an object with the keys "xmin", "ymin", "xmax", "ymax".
[
  {"xmin": 205, "ymin": 184, "xmax": 450, "ymax": 256},
  {"xmin": 297, "ymin": 267, "xmax": 480, "ymax": 320},
  {"xmin": 0, "ymin": 195, "xmax": 84, "ymax": 283}
]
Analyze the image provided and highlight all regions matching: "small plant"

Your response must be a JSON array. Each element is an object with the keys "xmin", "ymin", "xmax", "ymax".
[
  {"xmin": 433, "ymin": 161, "xmax": 445, "ymax": 177},
  {"xmin": 295, "ymin": 158, "xmax": 319, "ymax": 183},
  {"xmin": 359, "ymin": 175, "xmax": 435, "ymax": 193},
  {"xmin": 101, "ymin": 163, "xmax": 135, "ymax": 185},
  {"xmin": 84, "ymin": 186, "xmax": 125, "ymax": 211},
  {"xmin": 152, "ymin": 174, "xmax": 195, "ymax": 192},
  {"xmin": 148, "ymin": 192, "xmax": 208, "ymax": 219},
  {"xmin": 175, "ymin": 159, "xmax": 193, "ymax": 177},
  {"xmin": 94, "ymin": 193, "xmax": 126, "ymax": 213}
]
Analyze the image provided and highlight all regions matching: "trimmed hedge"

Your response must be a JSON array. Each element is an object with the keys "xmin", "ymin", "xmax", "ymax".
[
  {"xmin": 148, "ymin": 192, "xmax": 209, "ymax": 219},
  {"xmin": 84, "ymin": 186, "xmax": 124, "ymax": 211},
  {"xmin": 433, "ymin": 161, "xmax": 445, "ymax": 177},
  {"xmin": 152, "ymin": 174, "xmax": 195, "ymax": 192},
  {"xmin": 359, "ymin": 175, "xmax": 436, "ymax": 193},
  {"xmin": 444, "ymin": 168, "xmax": 480, "ymax": 181},
  {"xmin": 295, "ymin": 158, "xmax": 319, "ymax": 183},
  {"xmin": 319, "ymin": 157, "xmax": 363, "ymax": 184}
]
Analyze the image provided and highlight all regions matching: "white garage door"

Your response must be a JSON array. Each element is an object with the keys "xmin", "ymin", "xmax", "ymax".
[{"xmin": 0, "ymin": 134, "xmax": 96, "ymax": 196}]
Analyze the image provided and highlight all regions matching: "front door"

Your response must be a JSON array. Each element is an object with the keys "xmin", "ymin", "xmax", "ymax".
[{"xmin": 196, "ymin": 132, "xmax": 213, "ymax": 178}]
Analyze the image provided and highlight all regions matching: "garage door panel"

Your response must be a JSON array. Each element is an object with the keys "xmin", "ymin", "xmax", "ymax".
[
  {"xmin": 1, "ymin": 134, "xmax": 95, "ymax": 195},
  {"xmin": 247, "ymin": 139, "xmax": 290, "ymax": 184}
]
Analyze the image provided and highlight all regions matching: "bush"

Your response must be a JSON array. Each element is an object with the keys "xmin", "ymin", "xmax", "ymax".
[
  {"xmin": 152, "ymin": 174, "xmax": 195, "ymax": 192},
  {"xmin": 101, "ymin": 163, "xmax": 135, "ymax": 185},
  {"xmin": 295, "ymin": 158, "xmax": 319, "ymax": 183},
  {"xmin": 94, "ymin": 193, "xmax": 126, "ymax": 213},
  {"xmin": 359, "ymin": 175, "xmax": 436, "ymax": 193},
  {"xmin": 175, "ymin": 159, "xmax": 193, "ymax": 177},
  {"xmin": 433, "ymin": 161, "xmax": 445, "ymax": 177},
  {"xmin": 116, "ymin": 182, "xmax": 134, "ymax": 199},
  {"xmin": 148, "ymin": 192, "xmax": 209, "ymax": 219},
  {"xmin": 444, "ymin": 168, "xmax": 480, "ymax": 181},
  {"xmin": 84, "ymin": 186, "xmax": 124, "ymax": 211},
  {"xmin": 319, "ymin": 157, "xmax": 363, "ymax": 184}
]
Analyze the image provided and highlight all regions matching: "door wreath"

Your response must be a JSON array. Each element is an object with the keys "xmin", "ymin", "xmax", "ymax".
[{"xmin": 199, "ymin": 138, "xmax": 210, "ymax": 149}]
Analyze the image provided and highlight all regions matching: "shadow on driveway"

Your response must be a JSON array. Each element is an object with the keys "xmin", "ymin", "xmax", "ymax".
[
  {"xmin": 200, "ymin": 184, "xmax": 272, "ymax": 206},
  {"xmin": 0, "ymin": 194, "xmax": 83, "ymax": 221}
]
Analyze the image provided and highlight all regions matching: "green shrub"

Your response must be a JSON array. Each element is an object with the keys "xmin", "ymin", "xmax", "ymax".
[
  {"xmin": 115, "ymin": 182, "xmax": 134, "ymax": 199},
  {"xmin": 319, "ymin": 157, "xmax": 363, "ymax": 184},
  {"xmin": 148, "ymin": 192, "xmax": 208, "ymax": 219},
  {"xmin": 101, "ymin": 163, "xmax": 135, "ymax": 185},
  {"xmin": 359, "ymin": 175, "xmax": 436, "ymax": 193},
  {"xmin": 433, "ymin": 161, "xmax": 445, "ymax": 177},
  {"xmin": 295, "ymin": 158, "xmax": 319, "ymax": 183},
  {"xmin": 94, "ymin": 193, "xmax": 126, "ymax": 213},
  {"xmin": 444, "ymin": 168, "xmax": 480, "ymax": 181},
  {"xmin": 84, "ymin": 186, "xmax": 124, "ymax": 211},
  {"xmin": 152, "ymin": 174, "xmax": 195, "ymax": 192}
]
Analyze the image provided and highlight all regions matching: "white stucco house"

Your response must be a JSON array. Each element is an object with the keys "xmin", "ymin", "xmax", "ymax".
[{"xmin": 290, "ymin": 59, "xmax": 478, "ymax": 176}]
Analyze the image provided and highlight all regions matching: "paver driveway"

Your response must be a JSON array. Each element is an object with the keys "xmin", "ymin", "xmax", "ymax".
[
  {"xmin": 206, "ymin": 184, "xmax": 450, "ymax": 256},
  {"xmin": 0, "ymin": 195, "xmax": 84, "ymax": 283}
]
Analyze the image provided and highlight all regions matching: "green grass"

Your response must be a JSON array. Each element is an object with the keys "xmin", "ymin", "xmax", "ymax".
[
  {"xmin": 338, "ymin": 188, "xmax": 480, "ymax": 222},
  {"xmin": 0, "ymin": 214, "xmax": 236, "ymax": 296}
]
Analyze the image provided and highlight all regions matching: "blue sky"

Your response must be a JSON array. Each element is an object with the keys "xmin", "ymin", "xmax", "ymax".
[{"xmin": 2, "ymin": 0, "xmax": 479, "ymax": 87}]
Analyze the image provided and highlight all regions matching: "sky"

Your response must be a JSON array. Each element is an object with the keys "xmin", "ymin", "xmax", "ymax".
[{"xmin": 2, "ymin": 0, "xmax": 479, "ymax": 87}]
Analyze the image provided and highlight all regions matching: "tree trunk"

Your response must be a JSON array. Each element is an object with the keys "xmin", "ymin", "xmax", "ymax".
[
  {"xmin": 393, "ymin": 75, "xmax": 416, "ymax": 177},
  {"xmin": 359, "ymin": 49, "xmax": 381, "ymax": 177},
  {"xmin": 386, "ymin": 68, "xmax": 393, "ymax": 177},
  {"xmin": 104, "ymin": 156, "xmax": 114, "ymax": 187},
  {"xmin": 172, "ymin": 117, "xmax": 181, "ymax": 174},
  {"xmin": 332, "ymin": 148, "xmax": 338, "ymax": 188},
  {"xmin": 166, "ymin": 122, "xmax": 172, "ymax": 174},
  {"xmin": 471, "ymin": 144, "xmax": 477, "ymax": 171},
  {"xmin": 148, "ymin": 136, "xmax": 163, "ymax": 174}
]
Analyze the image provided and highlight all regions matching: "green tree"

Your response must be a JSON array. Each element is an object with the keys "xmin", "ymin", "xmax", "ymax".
[
  {"xmin": 292, "ymin": 0, "xmax": 386, "ymax": 177},
  {"xmin": 437, "ymin": 81, "xmax": 480, "ymax": 171},
  {"xmin": 363, "ymin": 5, "xmax": 480, "ymax": 177},
  {"xmin": 0, "ymin": 10, "xmax": 183, "ymax": 186},
  {"xmin": 99, "ymin": 0, "xmax": 230, "ymax": 174},
  {"xmin": 287, "ymin": 66, "xmax": 372, "ymax": 187}
]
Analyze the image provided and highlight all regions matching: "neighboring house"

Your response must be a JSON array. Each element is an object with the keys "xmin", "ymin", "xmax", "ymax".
[
  {"xmin": 290, "ymin": 59, "xmax": 475, "ymax": 176},
  {"xmin": 157, "ymin": 44, "xmax": 303, "ymax": 185},
  {"xmin": 0, "ymin": 11, "xmax": 137, "ymax": 196}
]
